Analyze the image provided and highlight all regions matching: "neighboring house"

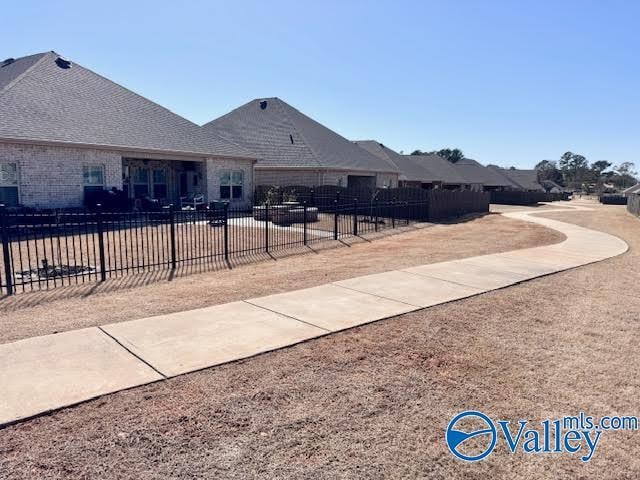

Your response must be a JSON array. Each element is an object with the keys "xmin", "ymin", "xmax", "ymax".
[
  {"xmin": 203, "ymin": 98, "xmax": 399, "ymax": 189},
  {"xmin": 623, "ymin": 183, "xmax": 640, "ymax": 196},
  {"xmin": 402, "ymin": 155, "xmax": 473, "ymax": 190},
  {"xmin": 490, "ymin": 167, "xmax": 544, "ymax": 191},
  {"xmin": 541, "ymin": 180, "xmax": 565, "ymax": 193},
  {"xmin": 0, "ymin": 51, "xmax": 256, "ymax": 209},
  {"xmin": 454, "ymin": 159, "xmax": 517, "ymax": 191},
  {"xmin": 354, "ymin": 141, "xmax": 474, "ymax": 190}
]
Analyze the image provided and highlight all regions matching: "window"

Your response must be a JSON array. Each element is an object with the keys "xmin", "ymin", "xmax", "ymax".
[
  {"xmin": 82, "ymin": 165, "xmax": 105, "ymax": 186},
  {"xmin": 219, "ymin": 170, "xmax": 244, "ymax": 200},
  {"xmin": 132, "ymin": 168, "xmax": 149, "ymax": 198},
  {"xmin": 0, "ymin": 162, "xmax": 18, "ymax": 207},
  {"xmin": 231, "ymin": 170, "xmax": 243, "ymax": 199},
  {"xmin": 152, "ymin": 169, "xmax": 168, "ymax": 199}
]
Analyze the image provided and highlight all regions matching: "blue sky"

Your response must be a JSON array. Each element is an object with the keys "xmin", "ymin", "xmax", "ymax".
[{"xmin": 2, "ymin": 1, "xmax": 638, "ymax": 169}]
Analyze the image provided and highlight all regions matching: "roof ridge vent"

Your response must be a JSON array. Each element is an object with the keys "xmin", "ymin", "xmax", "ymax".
[
  {"xmin": 1, "ymin": 58, "xmax": 15, "ymax": 68},
  {"xmin": 55, "ymin": 57, "xmax": 72, "ymax": 69}
]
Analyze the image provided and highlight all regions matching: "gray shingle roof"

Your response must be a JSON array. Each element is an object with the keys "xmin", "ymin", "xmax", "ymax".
[
  {"xmin": 454, "ymin": 159, "xmax": 518, "ymax": 188},
  {"xmin": 0, "ymin": 51, "xmax": 254, "ymax": 158},
  {"xmin": 0, "ymin": 53, "xmax": 47, "ymax": 92},
  {"xmin": 354, "ymin": 141, "xmax": 469, "ymax": 184},
  {"xmin": 490, "ymin": 167, "xmax": 543, "ymax": 191},
  {"xmin": 403, "ymin": 155, "xmax": 470, "ymax": 185},
  {"xmin": 203, "ymin": 98, "xmax": 398, "ymax": 173}
]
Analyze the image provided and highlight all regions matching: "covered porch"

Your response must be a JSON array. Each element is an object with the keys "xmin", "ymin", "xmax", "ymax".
[{"xmin": 122, "ymin": 157, "xmax": 206, "ymax": 209}]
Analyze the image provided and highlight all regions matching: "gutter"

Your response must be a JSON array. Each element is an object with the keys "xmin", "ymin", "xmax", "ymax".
[{"xmin": 0, "ymin": 137, "xmax": 258, "ymax": 163}]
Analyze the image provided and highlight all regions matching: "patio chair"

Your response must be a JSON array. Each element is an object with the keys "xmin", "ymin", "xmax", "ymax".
[{"xmin": 180, "ymin": 193, "xmax": 205, "ymax": 210}]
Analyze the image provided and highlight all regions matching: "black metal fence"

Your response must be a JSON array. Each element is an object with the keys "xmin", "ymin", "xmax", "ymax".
[
  {"xmin": 0, "ymin": 187, "xmax": 492, "ymax": 295},
  {"xmin": 490, "ymin": 191, "xmax": 571, "ymax": 205},
  {"xmin": 627, "ymin": 194, "xmax": 640, "ymax": 217},
  {"xmin": 0, "ymin": 200, "xmax": 424, "ymax": 295}
]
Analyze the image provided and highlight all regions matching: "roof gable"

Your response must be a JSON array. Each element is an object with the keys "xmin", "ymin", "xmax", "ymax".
[
  {"xmin": 0, "ymin": 53, "xmax": 48, "ymax": 93},
  {"xmin": 204, "ymin": 98, "xmax": 398, "ymax": 173},
  {"xmin": 403, "ymin": 155, "xmax": 470, "ymax": 184},
  {"xmin": 455, "ymin": 159, "xmax": 518, "ymax": 187},
  {"xmin": 490, "ymin": 167, "xmax": 543, "ymax": 191},
  {"xmin": 0, "ymin": 52, "xmax": 253, "ymax": 158}
]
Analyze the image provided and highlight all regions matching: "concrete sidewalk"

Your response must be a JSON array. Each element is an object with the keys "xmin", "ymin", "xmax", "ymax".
[{"xmin": 0, "ymin": 203, "xmax": 629, "ymax": 426}]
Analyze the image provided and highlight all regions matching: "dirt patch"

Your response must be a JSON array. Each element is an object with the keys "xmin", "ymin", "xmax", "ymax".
[{"xmin": 0, "ymin": 213, "xmax": 563, "ymax": 344}]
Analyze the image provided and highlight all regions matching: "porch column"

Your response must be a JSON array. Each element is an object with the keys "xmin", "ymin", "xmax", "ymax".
[{"xmin": 205, "ymin": 157, "xmax": 217, "ymax": 204}]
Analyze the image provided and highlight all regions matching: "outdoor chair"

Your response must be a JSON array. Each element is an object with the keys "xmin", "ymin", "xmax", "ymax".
[{"xmin": 180, "ymin": 193, "xmax": 205, "ymax": 210}]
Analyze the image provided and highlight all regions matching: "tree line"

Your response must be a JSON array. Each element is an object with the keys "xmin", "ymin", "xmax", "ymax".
[
  {"xmin": 535, "ymin": 153, "xmax": 637, "ymax": 191},
  {"xmin": 411, "ymin": 147, "xmax": 638, "ymax": 191}
]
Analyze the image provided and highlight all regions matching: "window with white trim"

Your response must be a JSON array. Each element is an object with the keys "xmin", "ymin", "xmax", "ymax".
[
  {"xmin": 83, "ymin": 165, "xmax": 105, "ymax": 186},
  {"xmin": 0, "ymin": 162, "xmax": 18, "ymax": 206},
  {"xmin": 219, "ymin": 169, "xmax": 244, "ymax": 200}
]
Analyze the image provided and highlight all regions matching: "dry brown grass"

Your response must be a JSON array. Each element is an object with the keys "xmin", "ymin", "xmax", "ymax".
[
  {"xmin": 0, "ymin": 202, "xmax": 636, "ymax": 479},
  {"xmin": 0, "ymin": 213, "xmax": 563, "ymax": 344}
]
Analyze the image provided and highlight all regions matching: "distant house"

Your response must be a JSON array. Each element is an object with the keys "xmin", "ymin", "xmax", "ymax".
[
  {"xmin": 203, "ymin": 98, "xmax": 399, "ymax": 190},
  {"xmin": 453, "ymin": 159, "xmax": 517, "ymax": 191},
  {"xmin": 0, "ymin": 51, "xmax": 256, "ymax": 209},
  {"xmin": 622, "ymin": 183, "xmax": 640, "ymax": 196},
  {"xmin": 541, "ymin": 180, "xmax": 565, "ymax": 193},
  {"xmin": 489, "ymin": 167, "xmax": 544, "ymax": 191},
  {"xmin": 354, "ymin": 141, "xmax": 474, "ymax": 190}
]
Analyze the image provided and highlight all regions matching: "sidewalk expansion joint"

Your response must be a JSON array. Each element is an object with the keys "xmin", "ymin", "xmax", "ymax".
[
  {"xmin": 97, "ymin": 326, "xmax": 168, "ymax": 379},
  {"xmin": 242, "ymin": 300, "xmax": 332, "ymax": 333}
]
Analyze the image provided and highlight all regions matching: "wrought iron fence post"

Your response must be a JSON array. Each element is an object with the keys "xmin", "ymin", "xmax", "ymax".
[
  {"xmin": 265, "ymin": 204, "xmax": 270, "ymax": 253},
  {"xmin": 353, "ymin": 198, "xmax": 358, "ymax": 236},
  {"xmin": 391, "ymin": 199, "xmax": 396, "ymax": 228},
  {"xmin": 96, "ymin": 204, "xmax": 107, "ymax": 282},
  {"xmin": 333, "ymin": 197, "xmax": 339, "ymax": 241},
  {"xmin": 169, "ymin": 204, "xmax": 177, "ymax": 269},
  {"xmin": 303, "ymin": 203, "xmax": 308, "ymax": 246},
  {"xmin": 374, "ymin": 200, "xmax": 379, "ymax": 232},
  {"xmin": 224, "ymin": 202, "xmax": 229, "ymax": 261},
  {"xmin": 0, "ymin": 205, "xmax": 13, "ymax": 295}
]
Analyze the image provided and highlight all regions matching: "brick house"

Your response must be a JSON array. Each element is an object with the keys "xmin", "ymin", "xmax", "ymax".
[
  {"xmin": 354, "ymin": 141, "xmax": 477, "ymax": 190},
  {"xmin": 0, "ymin": 52, "xmax": 257, "ymax": 209},
  {"xmin": 202, "ymin": 98, "xmax": 399, "ymax": 189}
]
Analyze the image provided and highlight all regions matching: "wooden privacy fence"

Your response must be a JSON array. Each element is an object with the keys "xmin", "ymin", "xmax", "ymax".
[
  {"xmin": 599, "ymin": 195, "xmax": 627, "ymax": 205},
  {"xmin": 254, "ymin": 185, "xmax": 430, "ymax": 207},
  {"xmin": 490, "ymin": 191, "xmax": 570, "ymax": 205},
  {"xmin": 425, "ymin": 190, "xmax": 490, "ymax": 221},
  {"xmin": 627, "ymin": 194, "xmax": 640, "ymax": 217}
]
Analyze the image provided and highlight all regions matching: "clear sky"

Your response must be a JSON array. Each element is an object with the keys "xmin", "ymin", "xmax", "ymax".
[{"xmin": 2, "ymin": 0, "xmax": 638, "ymax": 169}]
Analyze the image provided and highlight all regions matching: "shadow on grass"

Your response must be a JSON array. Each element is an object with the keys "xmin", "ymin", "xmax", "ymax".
[{"xmin": 0, "ymin": 221, "xmax": 439, "ymax": 310}]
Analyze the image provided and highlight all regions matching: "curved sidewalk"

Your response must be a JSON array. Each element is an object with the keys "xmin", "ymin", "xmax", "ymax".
[{"xmin": 0, "ymin": 204, "xmax": 629, "ymax": 426}]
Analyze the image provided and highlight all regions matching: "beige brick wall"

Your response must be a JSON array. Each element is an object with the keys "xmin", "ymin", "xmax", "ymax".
[
  {"xmin": 255, "ymin": 169, "xmax": 322, "ymax": 187},
  {"xmin": 0, "ymin": 142, "xmax": 122, "ymax": 208},
  {"xmin": 205, "ymin": 157, "xmax": 255, "ymax": 208},
  {"xmin": 256, "ymin": 168, "xmax": 398, "ymax": 189},
  {"xmin": 0, "ymin": 142, "xmax": 255, "ymax": 209}
]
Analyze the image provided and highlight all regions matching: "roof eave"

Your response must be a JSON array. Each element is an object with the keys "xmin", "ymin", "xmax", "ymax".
[{"xmin": 0, "ymin": 136, "xmax": 258, "ymax": 162}]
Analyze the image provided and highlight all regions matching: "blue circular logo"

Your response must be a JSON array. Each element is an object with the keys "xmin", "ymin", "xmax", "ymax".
[{"xmin": 446, "ymin": 411, "xmax": 497, "ymax": 462}]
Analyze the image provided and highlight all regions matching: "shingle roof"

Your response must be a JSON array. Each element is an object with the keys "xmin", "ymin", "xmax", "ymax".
[
  {"xmin": 403, "ymin": 155, "xmax": 470, "ymax": 185},
  {"xmin": 454, "ymin": 159, "xmax": 518, "ymax": 188},
  {"xmin": 353, "ymin": 141, "xmax": 470, "ymax": 184},
  {"xmin": 490, "ymin": 167, "xmax": 543, "ymax": 191},
  {"xmin": 203, "ymin": 98, "xmax": 398, "ymax": 173},
  {"xmin": 623, "ymin": 183, "xmax": 640, "ymax": 195},
  {"xmin": 0, "ymin": 53, "xmax": 47, "ymax": 92},
  {"xmin": 0, "ymin": 51, "xmax": 254, "ymax": 158}
]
